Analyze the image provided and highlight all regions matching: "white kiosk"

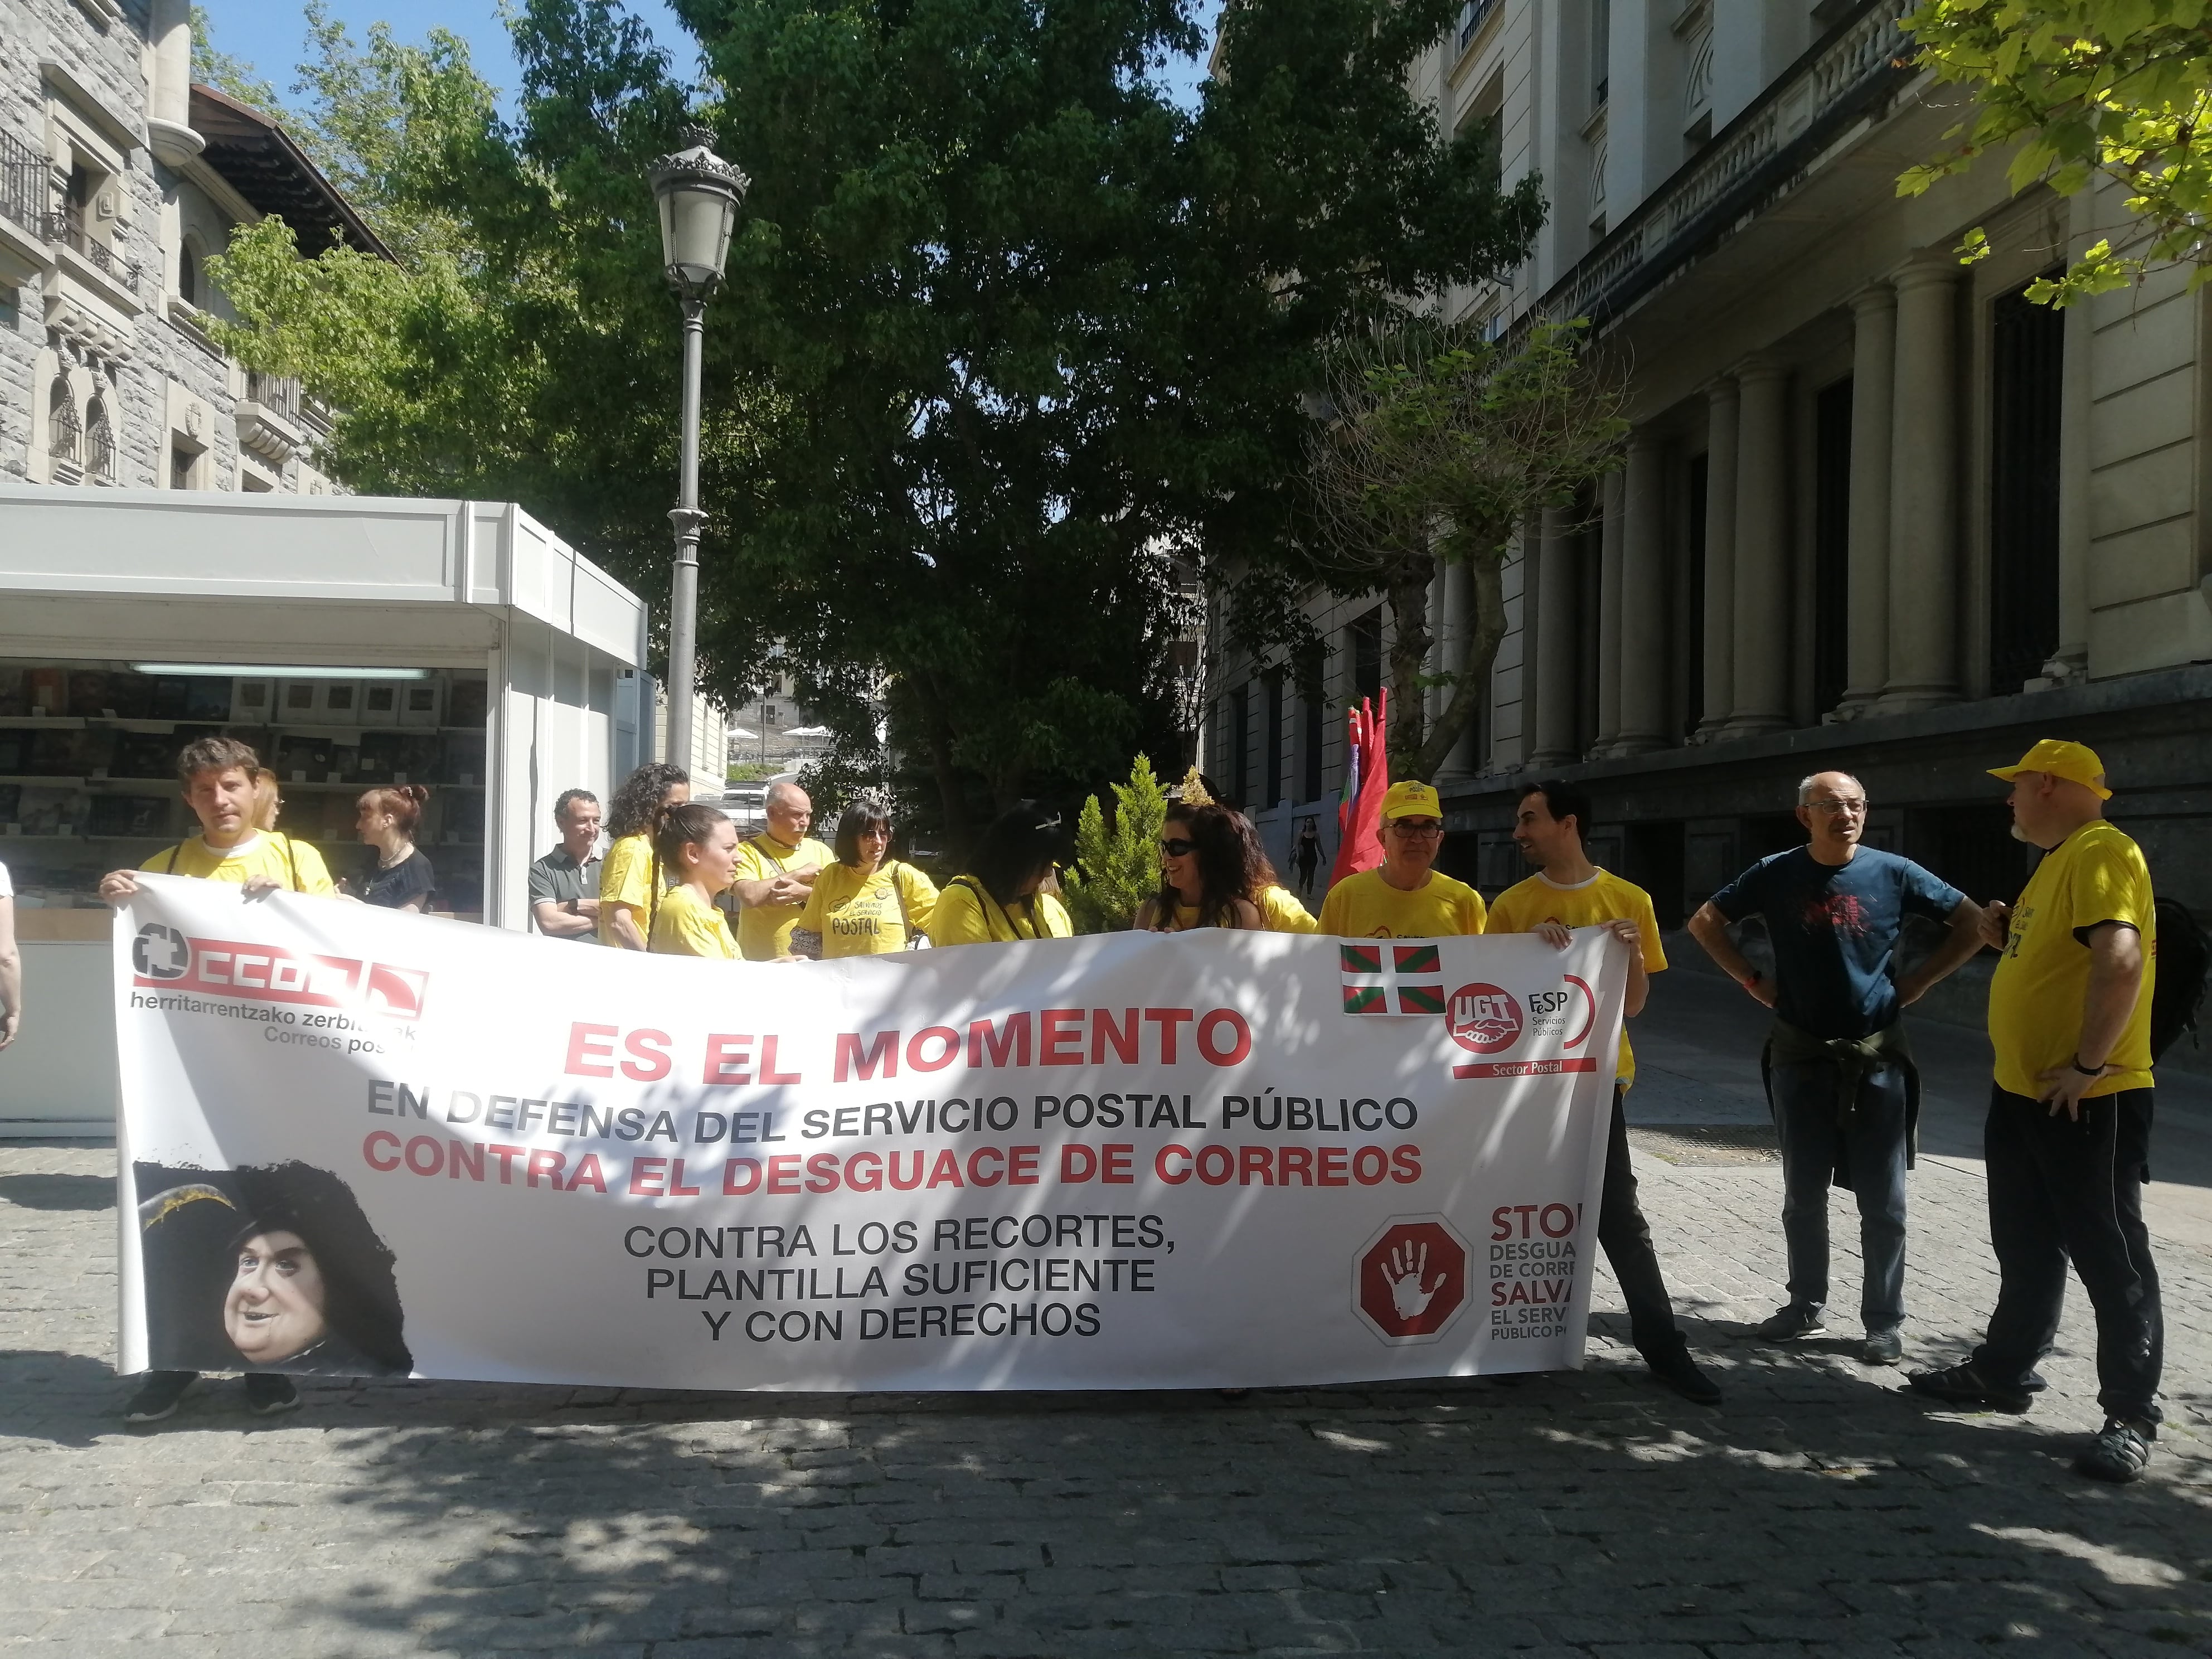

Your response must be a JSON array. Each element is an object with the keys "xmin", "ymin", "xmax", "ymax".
[{"xmin": 0, "ymin": 486, "xmax": 651, "ymax": 1133}]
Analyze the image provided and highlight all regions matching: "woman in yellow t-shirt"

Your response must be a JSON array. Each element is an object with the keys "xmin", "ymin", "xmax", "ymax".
[
  {"xmin": 598, "ymin": 761, "xmax": 691, "ymax": 949},
  {"xmin": 925, "ymin": 802, "xmax": 1073, "ymax": 946},
  {"xmin": 647, "ymin": 802, "xmax": 740, "ymax": 959},
  {"xmin": 795, "ymin": 795, "xmax": 939, "ymax": 957},
  {"xmin": 1134, "ymin": 802, "xmax": 1263, "ymax": 932}
]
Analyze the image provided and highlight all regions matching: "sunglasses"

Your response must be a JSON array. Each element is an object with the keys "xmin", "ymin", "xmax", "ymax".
[{"xmin": 1158, "ymin": 837, "xmax": 1198, "ymax": 857}]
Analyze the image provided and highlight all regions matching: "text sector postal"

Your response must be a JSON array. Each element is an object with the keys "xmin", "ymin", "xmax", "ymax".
[{"xmin": 115, "ymin": 877, "xmax": 1627, "ymax": 1391}]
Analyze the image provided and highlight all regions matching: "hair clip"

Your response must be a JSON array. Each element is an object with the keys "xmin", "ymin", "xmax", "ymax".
[{"xmin": 1177, "ymin": 765, "xmax": 1212, "ymax": 807}]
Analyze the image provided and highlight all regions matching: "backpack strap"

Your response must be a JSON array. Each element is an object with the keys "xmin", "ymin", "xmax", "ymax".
[{"xmin": 163, "ymin": 842, "xmax": 180, "ymax": 875}]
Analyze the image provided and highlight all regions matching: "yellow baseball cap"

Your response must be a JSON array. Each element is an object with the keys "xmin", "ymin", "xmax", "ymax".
[
  {"xmin": 1988, "ymin": 738, "xmax": 2112, "ymax": 801},
  {"xmin": 1380, "ymin": 780, "xmax": 1444, "ymax": 822}
]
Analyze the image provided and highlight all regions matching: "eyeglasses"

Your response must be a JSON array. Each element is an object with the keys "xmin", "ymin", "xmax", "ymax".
[
  {"xmin": 1158, "ymin": 837, "xmax": 1197, "ymax": 857},
  {"xmin": 1388, "ymin": 819, "xmax": 1445, "ymax": 837},
  {"xmin": 1807, "ymin": 799, "xmax": 1866, "ymax": 816}
]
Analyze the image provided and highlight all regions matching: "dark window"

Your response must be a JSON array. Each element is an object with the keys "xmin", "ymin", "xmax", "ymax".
[
  {"xmin": 1300, "ymin": 690, "xmax": 1323, "ymax": 803},
  {"xmin": 1227, "ymin": 682, "xmax": 1250, "ymax": 808},
  {"xmin": 178, "ymin": 242, "xmax": 198, "ymax": 306},
  {"xmin": 1685, "ymin": 452, "xmax": 1708, "ymax": 734},
  {"xmin": 47, "ymin": 379, "xmax": 78, "ymax": 463},
  {"xmin": 1262, "ymin": 672, "xmax": 1283, "ymax": 809},
  {"xmin": 1348, "ymin": 608, "xmax": 1383, "ymax": 706},
  {"xmin": 83, "ymin": 395, "xmax": 112, "ymax": 479},
  {"xmin": 1590, "ymin": 0, "xmax": 1611, "ymax": 104},
  {"xmin": 1812, "ymin": 377, "xmax": 1853, "ymax": 715},
  {"xmin": 1990, "ymin": 282, "xmax": 2065, "ymax": 690},
  {"xmin": 171, "ymin": 443, "xmax": 193, "ymax": 489}
]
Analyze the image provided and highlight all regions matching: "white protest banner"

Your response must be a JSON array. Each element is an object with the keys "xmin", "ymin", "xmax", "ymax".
[{"xmin": 115, "ymin": 875, "xmax": 1627, "ymax": 1391}]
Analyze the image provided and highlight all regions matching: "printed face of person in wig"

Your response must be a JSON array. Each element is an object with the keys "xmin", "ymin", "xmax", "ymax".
[{"xmin": 224, "ymin": 1229, "xmax": 329, "ymax": 1364}]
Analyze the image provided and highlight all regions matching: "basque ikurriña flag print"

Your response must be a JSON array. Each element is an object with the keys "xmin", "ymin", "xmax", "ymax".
[{"xmin": 1339, "ymin": 943, "xmax": 1447, "ymax": 1015}]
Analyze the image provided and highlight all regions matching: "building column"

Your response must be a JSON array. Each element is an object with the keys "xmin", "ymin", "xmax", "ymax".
[
  {"xmin": 1728, "ymin": 355, "xmax": 1791, "ymax": 733},
  {"xmin": 2051, "ymin": 189, "xmax": 2094, "ymax": 683},
  {"xmin": 1592, "ymin": 469, "xmax": 1626, "ymax": 755},
  {"xmin": 1529, "ymin": 504, "xmax": 1581, "ymax": 766},
  {"xmin": 1615, "ymin": 428, "xmax": 1671, "ymax": 752},
  {"xmin": 147, "ymin": 0, "xmax": 205, "ymax": 166},
  {"xmin": 1434, "ymin": 555, "xmax": 1479, "ymax": 783},
  {"xmin": 1839, "ymin": 283, "xmax": 1895, "ymax": 716},
  {"xmin": 1696, "ymin": 377, "xmax": 1738, "ymax": 739},
  {"xmin": 1881, "ymin": 257, "xmax": 1962, "ymax": 711}
]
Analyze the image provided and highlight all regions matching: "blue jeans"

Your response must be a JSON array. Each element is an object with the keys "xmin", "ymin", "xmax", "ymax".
[{"xmin": 1769, "ymin": 1055, "xmax": 1909, "ymax": 1330}]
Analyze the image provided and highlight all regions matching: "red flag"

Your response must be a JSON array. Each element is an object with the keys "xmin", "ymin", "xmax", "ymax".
[{"xmin": 1328, "ymin": 687, "xmax": 1389, "ymax": 887}]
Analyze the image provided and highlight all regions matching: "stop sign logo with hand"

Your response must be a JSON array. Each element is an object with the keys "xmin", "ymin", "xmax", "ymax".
[{"xmin": 1353, "ymin": 1217, "xmax": 1470, "ymax": 1343}]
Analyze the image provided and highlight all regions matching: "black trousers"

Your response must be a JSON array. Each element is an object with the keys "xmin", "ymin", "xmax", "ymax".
[
  {"xmin": 1600, "ymin": 1084, "xmax": 1686, "ymax": 1362},
  {"xmin": 1971, "ymin": 1085, "xmax": 2162, "ymax": 1424}
]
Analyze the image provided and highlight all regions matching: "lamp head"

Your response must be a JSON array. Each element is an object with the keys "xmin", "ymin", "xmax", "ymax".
[{"xmin": 649, "ymin": 124, "xmax": 748, "ymax": 301}]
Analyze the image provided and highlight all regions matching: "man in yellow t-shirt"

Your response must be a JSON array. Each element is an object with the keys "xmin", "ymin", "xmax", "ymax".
[
  {"xmin": 1486, "ymin": 780, "xmax": 1717, "ymax": 1405},
  {"xmin": 729, "ymin": 782, "xmax": 834, "ymax": 961},
  {"xmin": 98, "ymin": 734, "xmax": 334, "ymax": 1430},
  {"xmin": 1910, "ymin": 740, "xmax": 2164, "ymax": 1485},
  {"xmin": 1316, "ymin": 780, "xmax": 1485, "ymax": 938}
]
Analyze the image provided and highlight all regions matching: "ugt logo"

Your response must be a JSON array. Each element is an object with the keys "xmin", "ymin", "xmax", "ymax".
[
  {"xmin": 1447, "ymin": 983, "xmax": 1523, "ymax": 1054},
  {"xmin": 133, "ymin": 924, "xmax": 190, "ymax": 980}
]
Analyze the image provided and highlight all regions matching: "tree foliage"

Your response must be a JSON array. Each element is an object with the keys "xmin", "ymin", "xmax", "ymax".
[
  {"xmin": 1061, "ymin": 754, "xmax": 1169, "ymax": 934},
  {"xmin": 1298, "ymin": 319, "xmax": 1624, "ymax": 782},
  {"xmin": 1900, "ymin": 1, "xmax": 2212, "ymax": 303},
  {"xmin": 203, "ymin": 0, "xmax": 1543, "ymax": 847}
]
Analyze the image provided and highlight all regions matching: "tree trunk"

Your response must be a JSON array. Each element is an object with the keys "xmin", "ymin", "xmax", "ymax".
[
  {"xmin": 911, "ymin": 675, "xmax": 971, "ymax": 854},
  {"xmin": 1384, "ymin": 557, "xmax": 1436, "ymax": 781},
  {"xmin": 1413, "ymin": 547, "xmax": 1507, "ymax": 781}
]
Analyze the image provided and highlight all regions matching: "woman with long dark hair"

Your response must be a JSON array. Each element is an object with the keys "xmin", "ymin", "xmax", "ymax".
[
  {"xmin": 1135, "ymin": 801, "xmax": 1263, "ymax": 932},
  {"xmin": 599, "ymin": 761, "xmax": 691, "ymax": 949},
  {"xmin": 794, "ymin": 795, "xmax": 939, "ymax": 956},
  {"xmin": 647, "ymin": 801, "xmax": 740, "ymax": 958},
  {"xmin": 925, "ymin": 802, "xmax": 1072, "ymax": 945}
]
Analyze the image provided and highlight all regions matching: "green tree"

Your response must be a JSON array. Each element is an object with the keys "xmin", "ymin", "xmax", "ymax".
[
  {"xmin": 1296, "ymin": 318, "xmax": 1624, "ymax": 783},
  {"xmin": 1061, "ymin": 754, "xmax": 1170, "ymax": 934},
  {"xmin": 1900, "ymin": 2, "xmax": 2212, "ymax": 303},
  {"xmin": 205, "ymin": 0, "xmax": 1543, "ymax": 847}
]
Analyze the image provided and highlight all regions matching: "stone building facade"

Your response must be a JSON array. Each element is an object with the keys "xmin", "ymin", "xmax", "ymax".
[
  {"xmin": 0, "ymin": 0, "xmax": 385, "ymax": 497},
  {"xmin": 1207, "ymin": 0, "xmax": 2212, "ymax": 923}
]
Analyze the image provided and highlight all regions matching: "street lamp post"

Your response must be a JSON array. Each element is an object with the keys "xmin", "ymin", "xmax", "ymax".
[{"xmin": 648, "ymin": 124, "xmax": 748, "ymax": 774}]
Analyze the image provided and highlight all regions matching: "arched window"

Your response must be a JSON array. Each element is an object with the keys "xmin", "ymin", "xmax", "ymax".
[
  {"xmin": 84, "ymin": 395, "xmax": 114, "ymax": 480},
  {"xmin": 178, "ymin": 240, "xmax": 199, "ymax": 306},
  {"xmin": 47, "ymin": 378, "xmax": 80, "ymax": 465}
]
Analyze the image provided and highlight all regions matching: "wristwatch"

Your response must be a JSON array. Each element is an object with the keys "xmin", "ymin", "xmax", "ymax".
[{"xmin": 2070, "ymin": 1055, "xmax": 2103, "ymax": 1077}]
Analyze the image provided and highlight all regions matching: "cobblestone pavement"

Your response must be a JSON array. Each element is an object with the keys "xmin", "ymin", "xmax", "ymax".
[{"xmin": 3, "ymin": 978, "xmax": 2209, "ymax": 1657}]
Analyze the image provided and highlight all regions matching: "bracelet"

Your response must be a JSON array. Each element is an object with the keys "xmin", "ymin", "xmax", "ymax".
[
  {"xmin": 2070, "ymin": 1055, "xmax": 2104, "ymax": 1078},
  {"xmin": 1740, "ymin": 971, "xmax": 1763, "ymax": 991}
]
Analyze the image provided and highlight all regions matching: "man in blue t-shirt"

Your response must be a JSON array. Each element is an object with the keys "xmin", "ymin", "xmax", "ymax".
[{"xmin": 1687, "ymin": 772, "xmax": 1987, "ymax": 1364}]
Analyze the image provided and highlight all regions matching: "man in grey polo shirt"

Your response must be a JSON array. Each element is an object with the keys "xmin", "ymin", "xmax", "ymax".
[{"xmin": 529, "ymin": 789, "xmax": 604, "ymax": 941}]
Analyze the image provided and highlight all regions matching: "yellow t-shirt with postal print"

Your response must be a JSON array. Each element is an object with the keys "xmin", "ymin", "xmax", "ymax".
[
  {"xmin": 1486, "ymin": 868, "xmax": 1664, "ymax": 1086},
  {"xmin": 1317, "ymin": 867, "xmax": 1487, "ymax": 940},
  {"xmin": 797, "ymin": 861, "xmax": 940, "ymax": 957},
  {"xmin": 1988, "ymin": 820, "xmax": 2157, "ymax": 1100}
]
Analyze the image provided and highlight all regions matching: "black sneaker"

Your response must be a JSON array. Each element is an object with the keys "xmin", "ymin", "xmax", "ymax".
[
  {"xmin": 242, "ymin": 1374, "xmax": 301, "ymax": 1417},
  {"xmin": 1907, "ymin": 1360, "xmax": 2031, "ymax": 1413},
  {"xmin": 2075, "ymin": 1418, "xmax": 2155, "ymax": 1484},
  {"xmin": 1645, "ymin": 1345, "xmax": 1723, "ymax": 1405},
  {"xmin": 123, "ymin": 1371, "xmax": 196, "ymax": 1424},
  {"xmin": 1861, "ymin": 1327, "xmax": 1904, "ymax": 1366},
  {"xmin": 1754, "ymin": 1303, "xmax": 1826, "ymax": 1341}
]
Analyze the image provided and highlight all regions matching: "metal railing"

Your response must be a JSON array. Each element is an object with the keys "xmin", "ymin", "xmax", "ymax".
[
  {"xmin": 245, "ymin": 370, "xmax": 303, "ymax": 419},
  {"xmin": 1521, "ymin": 0, "xmax": 1912, "ymax": 336},
  {"xmin": 52, "ymin": 205, "xmax": 142, "ymax": 289},
  {"xmin": 0, "ymin": 127, "xmax": 46, "ymax": 231},
  {"xmin": 1457, "ymin": 0, "xmax": 1501, "ymax": 55}
]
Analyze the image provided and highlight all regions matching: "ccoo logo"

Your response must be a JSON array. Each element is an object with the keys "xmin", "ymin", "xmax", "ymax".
[
  {"xmin": 133, "ymin": 924, "xmax": 190, "ymax": 980},
  {"xmin": 1446, "ymin": 983, "xmax": 1523, "ymax": 1054}
]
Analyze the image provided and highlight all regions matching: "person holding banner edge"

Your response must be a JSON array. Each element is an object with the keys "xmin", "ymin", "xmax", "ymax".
[
  {"xmin": 100, "ymin": 734, "xmax": 338, "ymax": 1423},
  {"xmin": 1487, "ymin": 780, "xmax": 1721, "ymax": 1405},
  {"xmin": 1316, "ymin": 780, "xmax": 1485, "ymax": 939},
  {"xmin": 1687, "ymin": 772, "xmax": 1987, "ymax": 1366}
]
